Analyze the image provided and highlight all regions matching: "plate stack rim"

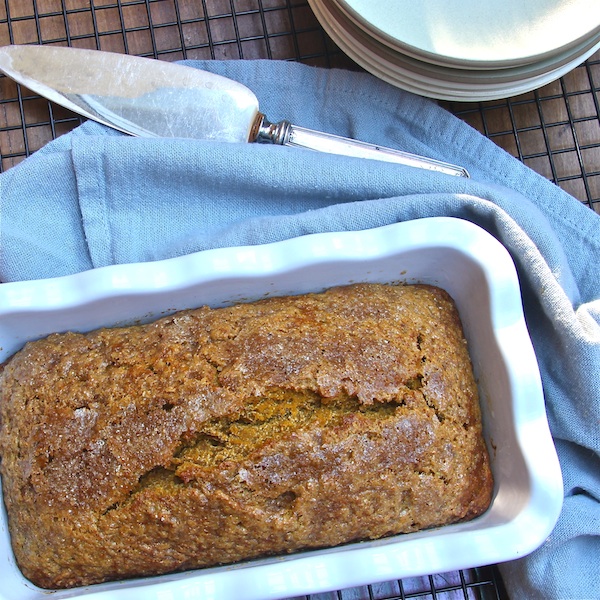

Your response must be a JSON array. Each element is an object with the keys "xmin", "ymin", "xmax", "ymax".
[{"xmin": 309, "ymin": 0, "xmax": 600, "ymax": 101}]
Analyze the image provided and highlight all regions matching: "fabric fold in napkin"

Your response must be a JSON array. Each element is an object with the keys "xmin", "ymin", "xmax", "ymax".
[{"xmin": 1, "ymin": 59, "xmax": 599, "ymax": 600}]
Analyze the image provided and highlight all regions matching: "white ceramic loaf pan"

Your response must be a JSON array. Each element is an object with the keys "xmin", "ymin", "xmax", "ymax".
[{"xmin": 0, "ymin": 217, "xmax": 563, "ymax": 600}]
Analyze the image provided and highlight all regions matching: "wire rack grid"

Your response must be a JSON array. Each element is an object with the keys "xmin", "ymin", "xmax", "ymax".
[
  {"xmin": 2, "ymin": 1, "xmax": 597, "ymax": 599},
  {"xmin": 1, "ymin": 0, "xmax": 599, "ymax": 215}
]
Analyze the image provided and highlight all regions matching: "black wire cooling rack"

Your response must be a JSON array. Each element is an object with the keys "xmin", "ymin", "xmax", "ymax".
[
  {"xmin": 2, "ymin": 1, "xmax": 597, "ymax": 599},
  {"xmin": 287, "ymin": 566, "xmax": 508, "ymax": 600},
  {"xmin": 444, "ymin": 64, "xmax": 600, "ymax": 211},
  {"xmin": 1, "ymin": 0, "xmax": 599, "ymax": 217}
]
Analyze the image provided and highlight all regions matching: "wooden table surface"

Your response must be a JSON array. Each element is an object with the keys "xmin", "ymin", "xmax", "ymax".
[{"xmin": 1, "ymin": 2, "xmax": 598, "ymax": 599}]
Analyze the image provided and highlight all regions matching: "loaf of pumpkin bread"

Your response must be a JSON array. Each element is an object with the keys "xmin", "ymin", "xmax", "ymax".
[{"xmin": 0, "ymin": 283, "xmax": 493, "ymax": 589}]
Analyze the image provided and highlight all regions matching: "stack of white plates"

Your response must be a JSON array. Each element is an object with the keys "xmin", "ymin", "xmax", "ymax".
[{"xmin": 308, "ymin": 0, "xmax": 600, "ymax": 101}]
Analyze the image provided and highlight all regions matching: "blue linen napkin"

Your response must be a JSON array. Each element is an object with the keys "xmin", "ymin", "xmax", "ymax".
[{"xmin": 1, "ymin": 59, "xmax": 599, "ymax": 599}]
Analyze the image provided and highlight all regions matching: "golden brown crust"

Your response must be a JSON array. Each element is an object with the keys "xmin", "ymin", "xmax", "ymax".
[{"xmin": 0, "ymin": 283, "xmax": 493, "ymax": 589}]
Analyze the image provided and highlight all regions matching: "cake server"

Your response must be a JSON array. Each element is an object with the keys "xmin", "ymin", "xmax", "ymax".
[{"xmin": 0, "ymin": 44, "xmax": 469, "ymax": 177}]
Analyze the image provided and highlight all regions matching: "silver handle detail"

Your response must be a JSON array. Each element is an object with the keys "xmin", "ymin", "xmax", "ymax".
[{"xmin": 254, "ymin": 115, "xmax": 469, "ymax": 178}]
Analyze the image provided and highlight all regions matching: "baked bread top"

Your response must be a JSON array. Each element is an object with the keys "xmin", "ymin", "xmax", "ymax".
[{"xmin": 0, "ymin": 283, "xmax": 493, "ymax": 588}]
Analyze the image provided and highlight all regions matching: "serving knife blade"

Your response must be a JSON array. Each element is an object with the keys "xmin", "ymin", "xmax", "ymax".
[{"xmin": 0, "ymin": 45, "xmax": 469, "ymax": 177}]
